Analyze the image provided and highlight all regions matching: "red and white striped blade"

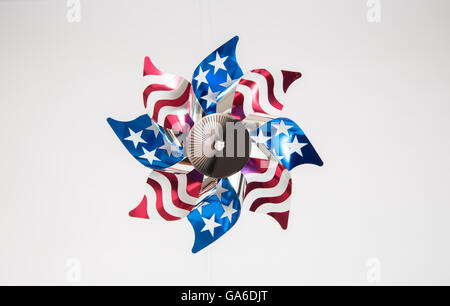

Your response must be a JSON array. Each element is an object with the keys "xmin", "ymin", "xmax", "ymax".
[
  {"xmin": 241, "ymin": 158, "xmax": 292, "ymax": 229},
  {"xmin": 129, "ymin": 169, "xmax": 204, "ymax": 221},
  {"xmin": 143, "ymin": 57, "xmax": 194, "ymax": 133},
  {"xmin": 231, "ymin": 69, "xmax": 301, "ymax": 120}
]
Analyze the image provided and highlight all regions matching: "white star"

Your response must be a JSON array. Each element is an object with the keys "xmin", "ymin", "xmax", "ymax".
[
  {"xmin": 208, "ymin": 52, "xmax": 228, "ymax": 74},
  {"xmin": 215, "ymin": 180, "xmax": 230, "ymax": 202},
  {"xmin": 139, "ymin": 147, "xmax": 160, "ymax": 165},
  {"xmin": 159, "ymin": 136, "xmax": 180, "ymax": 157},
  {"xmin": 196, "ymin": 203, "xmax": 204, "ymax": 215},
  {"xmin": 201, "ymin": 214, "xmax": 221, "ymax": 236},
  {"xmin": 145, "ymin": 123, "xmax": 159, "ymax": 138},
  {"xmin": 250, "ymin": 129, "xmax": 271, "ymax": 144},
  {"xmin": 194, "ymin": 66, "xmax": 209, "ymax": 89},
  {"xmin": 220, "ymin": 202, "xmax": 237, "ymax": 222},
  {"xmin": 201, "ymin": 88, "xmax": 220, "ymax": 108},
  {"xmin": 124, "ymin": 128, "xmax": 146, "ymax": 148},
  {"xmin": 220, "ymin": 74, "xmax": 238, "ymax": 88},
  {"xmin": 286, "ymin": 137, "xmax": 308, "ymax": 157},
  {"xmin": 272, "ymin": 120, "xmax": 294, "ymax": 137}
]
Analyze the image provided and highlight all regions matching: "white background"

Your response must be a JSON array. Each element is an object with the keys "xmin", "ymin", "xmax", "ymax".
[{"xmin": 1, "ymin": 0, "xmax": 450, "ymax": 285}]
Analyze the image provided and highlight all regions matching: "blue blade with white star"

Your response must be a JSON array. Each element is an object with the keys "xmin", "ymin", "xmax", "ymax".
[
  {"xmin": 107, "ymin": 114, "xmax": 184, "ymax": 170},
  {"xmin": 192, "ymin": 36, "xmax": 243, "ymax": 114},
  {"xmin": 187, "ymin": 178, "xmax": 241, "ymax": 253},
  {"xmin": 250, "ymin": 117, "xmax": 323, "ymax": 170}
]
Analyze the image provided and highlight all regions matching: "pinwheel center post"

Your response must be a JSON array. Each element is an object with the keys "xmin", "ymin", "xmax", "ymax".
[{"xmin": 186, "ymin": 114, "xmax": 251, "ymax": 178}]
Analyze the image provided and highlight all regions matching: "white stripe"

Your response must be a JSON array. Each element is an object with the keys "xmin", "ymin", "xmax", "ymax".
[
  {"xmin": 176, "ymin": 174, "xmax": 198, "ymax": 205},
  {"xmin": 243, "ymin": 169, "xmax": 291, "ymax": 211},
  {"xmin": 243, "ymin": 160, "xmax": 278, "ymax": 184},
  {"xmin": 142, "ymin": 74, "xmax": 180, "ymax": 91},
  {"xmin": 141, "ymin": 177, "xmax": 163, "ymax": 221},
  {"xmin": 150, "ymin": 171, "xmax": 191, "ymax": 219},
  {"xmin": 254, "ymin": 197, "xmax": 290, "ymax": 214},
  {"xmin": 156, "ymin": 100, "xmax": 190, "ymax": 127}
]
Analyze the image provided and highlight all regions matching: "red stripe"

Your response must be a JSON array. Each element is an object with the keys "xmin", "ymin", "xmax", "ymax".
[
  {"xmin": 143, "ymin": 57, "xmax": 163, "ymax": 76},
  {"xmin": 267, "ymin": 211, "xmax": 290, "ymax": 229},
  {"xmin": 163, "ymin": 113, "xmax": 194, "ymax": 132},
  {"xmin": 143, "ymin": 84, "xmax": 173, "ymax": 108},
  {"xmin": 281, "ymin": 70, "xmax": 301, "ymax": 93},
  {"xmin": 244, "ymin": 166, "xmax": 284, "ymax": 196},
  {"xmin": 252, "ymin": 69, "xmax": 284, "ymax": 111},
  {"xmin": 249, "ymin": 179, "xmax": 292, "ymax": 212},
  {"xmin": 239, "ymin": 79, "xmax": 265, "ymax": 115},
  {"xmin": 152, "ymin": 82, "xmax": 191, "ymax": 122},
  {"xmin": 188, "ymin": 86, "xmax": 194, "ymax": 114},
  {"xmin": 164, "ymin": 115, "xmax": 183, "ymax": 132},
  {"xmin": 129, "ymin": 195, "xmax": 149, "ymax": 219},
  {"xmin": 231, "ymin": 91, "xmax": 245, "ymax": 120}
]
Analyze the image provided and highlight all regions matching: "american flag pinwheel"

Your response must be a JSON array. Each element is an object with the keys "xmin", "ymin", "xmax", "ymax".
[{"xmin": 107, "ymin": 36, "xmax": 323, "ymax": 253}]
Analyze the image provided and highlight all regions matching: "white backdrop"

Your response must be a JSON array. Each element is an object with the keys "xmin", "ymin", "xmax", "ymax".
[{"xmin": 1, "ymin": 0, "xmax": 450, "ymax": 285}]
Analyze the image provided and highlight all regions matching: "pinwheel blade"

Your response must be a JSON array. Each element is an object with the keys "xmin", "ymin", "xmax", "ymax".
[
  {"xmin": 241, "ymin": 158, "xmax": 292, "ymax": 229},
  {"xmin": 187, "ymin": 178, "xmax": 241, "ymax": 253},
  {"xmin": 249, "ymin": 117, "xmax": 323, "ymax": 170},
  {"xmin": 231, "ymin": 69, "xmax": 302, "ymax": 120},
  {"xmin": 129, "ymin": 195, "xmax": 149, "ymax": 219},
  {"xmin": 143, "ymin": 169, "xmax": 204, "ymax": 221},
  {"xmin": 143, "ymin": 57, "xmax": 194, "ymax": 132},
  {"xmin": 107, "ymin": 114, "xmax": 184, "ymax": 170},
  {"xmin": 192, "ymin": 36, "xmax": 243, "ymax": 115}
]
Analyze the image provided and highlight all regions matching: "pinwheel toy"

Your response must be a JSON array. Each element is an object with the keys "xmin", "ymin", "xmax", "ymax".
[{"xmin": 107, "ymin": 36, "xmax": 323, "ymax": 253}]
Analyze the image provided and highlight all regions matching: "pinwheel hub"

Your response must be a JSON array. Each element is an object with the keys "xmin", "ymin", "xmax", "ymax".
[{"xmin": 186, "ymin": 114, "xmax": 251, "ymax": 178}]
